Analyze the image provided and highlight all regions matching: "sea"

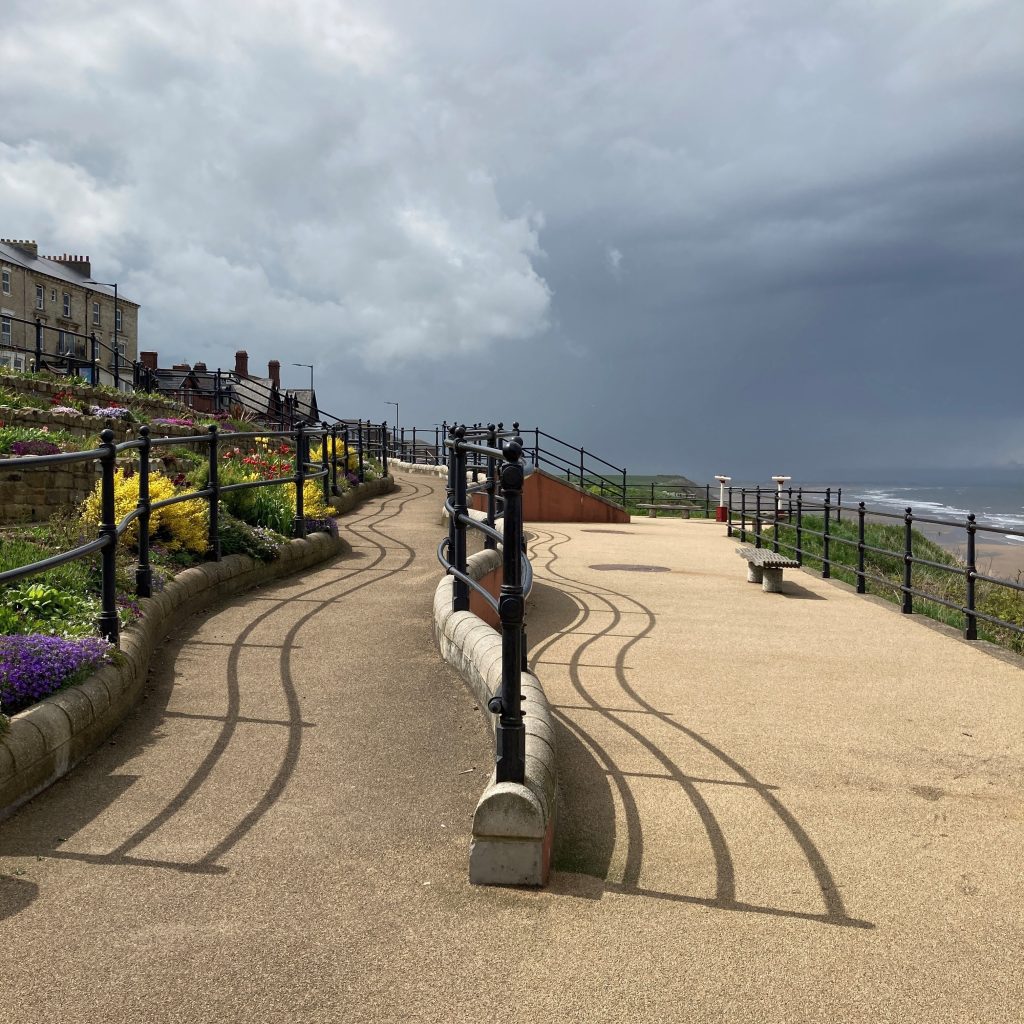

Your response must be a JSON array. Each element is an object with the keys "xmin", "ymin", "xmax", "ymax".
[{"xmin": 830, "ymin": 482, "xmax": 1024, "ymax": 547}]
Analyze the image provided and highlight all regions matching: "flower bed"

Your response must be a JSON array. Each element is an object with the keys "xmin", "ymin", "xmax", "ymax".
[{"xmin": 0, "ymin": 635, "xmax": 111, "ymax": 716}]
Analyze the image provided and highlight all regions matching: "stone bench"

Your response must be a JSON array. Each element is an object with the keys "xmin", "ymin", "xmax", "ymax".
[
  {"xmin": 636, "ymin": 503, "xmax": 698, "ymax": 519},
  {"xmin": 735, "ymin": 545, "xmax": 799, "ymax": 593}
]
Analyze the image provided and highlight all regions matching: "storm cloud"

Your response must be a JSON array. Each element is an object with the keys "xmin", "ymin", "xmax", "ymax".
[{"xmin": 1, "ymin": 0, "xmax": 1021, "ymax": 478}]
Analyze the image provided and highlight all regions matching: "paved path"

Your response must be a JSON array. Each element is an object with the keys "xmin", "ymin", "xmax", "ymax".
[{"xmin": 1, "ymin": 481, "xmax": 1022, "ymax": 1022}]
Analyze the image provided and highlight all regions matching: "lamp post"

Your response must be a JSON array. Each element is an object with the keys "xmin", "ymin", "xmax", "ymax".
[
  {"xmin": 714, "ymin": 475, "xmax": 731, "ymax": 522},
  {"xmin": 386, "ymin": 401, "xmax": 399, "ymax": 459},
  {"xmin": 87, "ymin": 280, "xmax": 118, "ymax": 388}
]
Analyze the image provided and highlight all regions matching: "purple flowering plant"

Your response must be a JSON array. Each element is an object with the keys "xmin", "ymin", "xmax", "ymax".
[
  {"xmin": 0, "ymin": 634, "xmax": 111, "ymax": 715},
  {"xmin": 11, "ymin": 439, "xmax": 61, "ymax": 456},
  {"xmin": 89, "ymin": 406, "xmax": 133, "ymax": 420}
]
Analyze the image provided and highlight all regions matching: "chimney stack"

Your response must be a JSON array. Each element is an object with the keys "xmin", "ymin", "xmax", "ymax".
[
  {"xmin": 51, "ymin": 253, "xmax": 92, "ymax": 278},
  {"xmin": 234, "ymin": 350, "xmax": 249, "ymax": 377},
  {"xmin": 140, "ymin": 351, "xmax": 158, "ymax": 371},
  {"xmin": 1, "ymin": 239, "xmax": 38, "ymax": 258},
  {"xmin": 268, "ymin": 359, "xmax": 281, "ymax": 390},
  {"xmin": 193, "ymin": 361, "xmax": 208, "ymax": 374},
  {"xmin": 172, "ymin": 362, "xmax": 191, "ymax": 371}
]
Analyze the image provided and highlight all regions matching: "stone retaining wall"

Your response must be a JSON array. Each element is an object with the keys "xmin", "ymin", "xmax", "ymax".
[{"xmin": 0, "ymin": 373, "xmax": 176, "ymax": 419}]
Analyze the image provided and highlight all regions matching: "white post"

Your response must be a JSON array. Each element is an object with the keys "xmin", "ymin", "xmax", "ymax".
[{"xmin": 714, "ymin": 475, "xmax": 731, "ymax": 523}]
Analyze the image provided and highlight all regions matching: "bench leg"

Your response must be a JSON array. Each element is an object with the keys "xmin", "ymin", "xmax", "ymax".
[
  {"xmin": 762, "ymin": 567, "xmax": 783, "ymax": 593},
  {"xmin": 648, "ymin": 508, "xmax": 657, "ymax": 517},
  {"xmin": 746, "ymin": 562, "xmax": 763, "ymax": 584},
  {"xmin": 681, "ymin": 509, "xmax": 690, "ymax": 519}
]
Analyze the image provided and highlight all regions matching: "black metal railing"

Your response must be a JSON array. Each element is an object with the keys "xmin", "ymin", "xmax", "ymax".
[
  {"xmin": 0, "ymin": 313, "xmax": 154, "ymax": 393},
  {"xmin": 437, "ymin": 424, "xmax": 533, "ymax": 784},
  {"xmin": 391, "ymin": 421, "xmax": 629, "ymax": 506},
  {"xmin": 622, "ymin": 481, "xmax": 716, "ymax": 517},
  {"xmin": 0, "ymin": 418, "xmax": 394, "ymax": 645},
  {"xmin": 725, "ymin": 485, "xmax": 1024, "ymax": 644}
]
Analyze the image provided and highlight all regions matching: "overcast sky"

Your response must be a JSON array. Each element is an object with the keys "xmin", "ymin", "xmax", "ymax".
[{"xmin": 1, "ymin": 0, "xmax": 1021, "ymax": 479}]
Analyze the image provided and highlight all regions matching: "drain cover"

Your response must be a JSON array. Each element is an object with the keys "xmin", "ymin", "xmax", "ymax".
[{"xmin": 589, "ymin": 563, "xmax": 670, "ymax": 573}]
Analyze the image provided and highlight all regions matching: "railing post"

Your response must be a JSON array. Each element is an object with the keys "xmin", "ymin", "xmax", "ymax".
[
  {"xmin": 90, "ymin": 332, "xmax": 98, "ymax": 384},
  {"xmin": 836, "ymin": 487, "xmax": 843, "ymax": 524},
  {"xmin": 772, "ymin": 486, "xmax": 780, "ymax": 553},
  {"xmin": 579, "ymin": 447, "xmax": 585, "ymax": 488},
  {"xmin": 705, "ymin": 483, "xmax": 711, "ymax": 517},
  {"xmin": 135, "ymin": 426, "xmax": 153, "ymax": 597},
  {"xmin": 484, "ymin": 423, "xmax": 498, "ymax": 550},
  {"xmin": 796, "ymin": 491, "xmax": 803, "ymax": 566},
  {"xmin": 822, "ymin": 487, "xmax": 831, "ymax": 578},
  {"xmin": 357, "ymin": 420, "xmax": 365, "ymax": 483},
  {"xmin": 533, "ymin": 427, "xmax": 540, "ymax": 468},
  {"xmin": 754, "ymin": 486, "xmax": 762, "ymax": 549},
  {"xmin": 622, "ymin": 468, "xmax": 627, "ymax": 506},
  {"xmin": 113, "ymin": 341, "xmax": 121, "ymax": 390},
  {"xmin": 450, "ymin": 426, "xmax": 469, "ymax": 612},
  {"xmin": 965, "ymin": 514, "xmax": 977, "ymax": 640},
  {"xmin": 400, "ymin": 426, "xmax": 405, "ymax": 463},
  {"xmin": 330, "ymin": 425, "xmax": 340, "ymax": 495},
  {"xmin": 293, "ymin": 422, "xmax": 306, "ymax": 538},
  {"xmin": 34, "ymin": 318, "xmax": 43, "ymax": 371},
  {"xmin": 490, "ymin": 437, "xmax": 526, "ymax": 784},
  {"xmin": 380, "ymin": 421, "xmax": 388, "ymax": 478},
  {"xmin": 727, "ymin": 486, "xmax": 733, "ymax": 537},
  {"xmin": 740, "ymin": 488, "xmax": 747, "ymax": 543},
  {"xmin": 411, "ymin": 426, "xmax": 417, "ymax": 464},
  {"xmin": 207, "ymin": 424, "xmax": 221, "ymax": 560},
  {"xmin": 97, "ymin": 428, "xmax": 120, "ymax": 644},
  {"xmin": 320, "ymin": 422, "xmax": 330, "ymax": 502},
  {"xmin": 856, "ymin": 501, "xmax": 866, "ymax": 593},
  {"xmin": 902, "ymin": 506, "xmax": 913, "ymax": 614}
]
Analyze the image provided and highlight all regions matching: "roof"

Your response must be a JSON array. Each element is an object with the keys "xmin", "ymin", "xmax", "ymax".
[{"xmin": 0, "ymin": 241, "xmax": 139, "ymax": 305}]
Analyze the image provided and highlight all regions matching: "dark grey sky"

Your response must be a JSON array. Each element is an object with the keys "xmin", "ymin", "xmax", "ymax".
[{"xmin": 1, "ymin": 0, "xmax": 1021, "ymax": 479}]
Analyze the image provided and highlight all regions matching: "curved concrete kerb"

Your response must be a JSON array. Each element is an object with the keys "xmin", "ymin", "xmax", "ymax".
[
  {"xmin": 433, "ymin": 548, "xmax": 556, "ymax": 886},
  {"xmin": 389, "ymin": 460, "xmax": 447, "ymax": 478}
]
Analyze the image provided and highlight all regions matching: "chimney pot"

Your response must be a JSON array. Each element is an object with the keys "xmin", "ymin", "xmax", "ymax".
[{"xmin": 234, "ymin": 350, "xmax": 249, "ymax": 377}]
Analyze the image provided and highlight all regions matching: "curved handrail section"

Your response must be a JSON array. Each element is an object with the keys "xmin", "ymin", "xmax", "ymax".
[
  {"xmin": 436, "ymin": 424, "xmax": 532, "ymax": 785},
  {"xmin": 0, "ymin": 419, "xmax": 389, "ymax": 643}
]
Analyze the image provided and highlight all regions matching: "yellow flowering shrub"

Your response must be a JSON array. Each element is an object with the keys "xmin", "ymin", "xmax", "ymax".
[{"xmin": 80, "ymin": 469, "xmax": 209, "ymax": 553}]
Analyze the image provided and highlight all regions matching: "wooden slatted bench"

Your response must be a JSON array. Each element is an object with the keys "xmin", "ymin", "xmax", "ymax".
[
  {"xmin": 735, "ymin": 545, "xmax": 799, "ymax": 593},
  {"xmin": 636, "ymin": 503, "xmax": 698, "ymax": 519}
]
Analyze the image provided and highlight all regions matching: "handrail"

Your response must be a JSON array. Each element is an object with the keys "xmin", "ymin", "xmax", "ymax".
[
  {"xmin": 726, "ymin": 485, "xmax": 1023, "ymax": 646},
  {"xmin": 0, "ymin": 420, "xmax": 372, "ymax": 645},
  {"xmin": 437, "ymin": 423, "xmax": 530, "ymax": 784}
]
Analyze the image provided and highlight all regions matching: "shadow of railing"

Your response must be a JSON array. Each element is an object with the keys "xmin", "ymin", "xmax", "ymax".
[
  {"xmin": 0, "ymin": 481, "xmax": 429, "ymax": 882},
  {"xmin": 527, "ymin": 529, "xmax": 872, "ymax": 929}
]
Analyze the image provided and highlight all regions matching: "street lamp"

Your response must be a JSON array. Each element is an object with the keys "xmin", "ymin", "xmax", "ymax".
[
  {"xmin": 86, "ymin": 279, "xmax": 119, "ymax": 388},
  {"xmin": 291, "ymin": 362, "xmax": 313, "ymax": 392},
  {"xmin": 385, "ymin": 401, "xmax": 399, "ymax": 459}
]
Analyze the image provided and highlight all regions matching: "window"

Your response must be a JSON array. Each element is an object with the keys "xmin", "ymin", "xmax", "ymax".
[
  {"xmin": 62, "ymin": 292, "xmax": 71, "ymax": 318},
  {"xmin": 0, "ymin": 349, "xmax": 26, "ymax": 372},
  {"xmin": 57, "ymin": 330, "xmax": 80, "ymax": 356},
  {"xmin": 35, "ymin": 285, "xmax": 44, "ymax": 310},
  {"xmin": 2, "ymin": 269, "xmax": 10, "ymax": 295},
  {"xmin": 92, "ymin": 301, "xmax": 101, "ymax": 326},
  {"xmin": 115, "ymin": 307, "xmax": 122, "ymax": 333},
  {"xmin": 50, "ymin": 289, "xmax": 56, "ymax": 302},
  {"xmin": 1, "ymin": 317, "xmax": 10, "ymax": 345}
]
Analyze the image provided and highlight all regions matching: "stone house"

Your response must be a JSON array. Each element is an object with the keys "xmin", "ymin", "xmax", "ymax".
[{"xmin": 0, "ymin": 239, "xmax": 139, "ymax": 388}]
